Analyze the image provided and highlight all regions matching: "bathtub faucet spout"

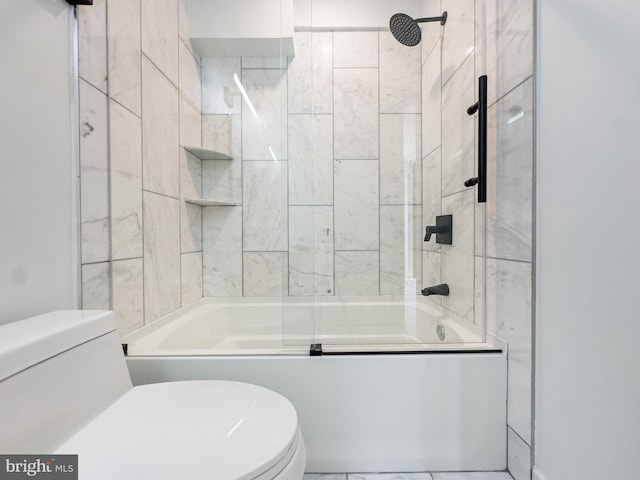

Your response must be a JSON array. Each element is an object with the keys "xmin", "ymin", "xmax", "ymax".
[{"xmin": 421, "ymin": 283, "xmax": 450, "ymax": 296}]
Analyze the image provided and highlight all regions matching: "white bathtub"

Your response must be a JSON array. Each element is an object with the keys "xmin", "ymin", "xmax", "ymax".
[
  {"xmin": 122, "ymin": 296, "xmax": 497, "ymax": 355},
  {"xmin": 123, "ymin": 296, "xmax": 507, "ymax": 472}
]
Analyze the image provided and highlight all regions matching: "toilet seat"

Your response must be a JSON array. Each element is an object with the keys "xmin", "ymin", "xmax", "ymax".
[{"xmin": 56, "ymin": 380, "xmax": 303, "ymax": 480}]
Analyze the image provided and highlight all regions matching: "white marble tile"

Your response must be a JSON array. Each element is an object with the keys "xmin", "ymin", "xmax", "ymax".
[
  {"xmin": 288, "ymin": 114, "xmax": 333, "ymax": 205},
  {"xmin": 422, "ymin": 38, "xmax": 442, "ymax": 158},
  {"xmin": 289, "ymin": 206, "xmax": 334, "ymax": 296},
  {"xmin": 486, "ymin": 258, "xmax": 532, "ymax": 444},
  {"xmin": 242, "ymin": 56, "xmax": 287, "ymax": 69},
  {"xmin": 334, "ymin": 251, "xmax": 379, "ymax": 296},
  {"xmin": 81, "ymin": 262, "xmax": 111, "ymax": 310},
  {"xmin": 288, "ymin": 32, "xmax": 333, "ymax": 114},
  {"xmin": 202, "ymin": 114, "xmax": 239, "ymax": 160},
  {"xmin": 240, "ymin": 88, "xmax": 283, "ymax": 163},
  {"xmin": 110, "ymin": 99, "xmax": 143, "ymax": 260},
  {"xmin": 241, "ymin": 69, "xmax": 287, "ymax": 160},
  {"xmin": 243, "ymin": 161, "xmax": 288, "ymax": 251},
  {"xmin": 441, "ymin": 0, "xmax": 475, "ymax": 85},
  {"xmin": 143, "ymin": 192, "xmax": 181, "ymax": 323},
  {"xmin": 441, "ymin": 54, "xmax": 475, "ymax": 196},
  {"xmin": 474, "ymin": 255, "xmax": 485, "ymax": 327},
  {"xmin": 508, "ymin": 427, "xmax": 532, "ymax": 480},
  {"xmin": 334, "ymin": 68, "xmax": 379, "ymax": 160},
  {"xmin": 141, "ymin": 57, "xmax": 180, "ymax": 198},
  {"xmin": 202, "ymin": 115, "xmax": 242, "ymax": 205},
  {"xmin": 380, "ymin": 31, "xmax": 421, "ymax": 114},
  {"xmin": 203, "ymin": 206, "xmax": 243, "ymax": 296},
  {"xmin": 180, "ymin": 97, "xmax": 202, "ymax": 148},
  {"xmin": 380, "ymin": 206, "xmax": 422, "ymax": 294},
  {"xmin": 486, "ymin": 79, "xmax": 533, "ymax": 262},
  {"xmin": 141, "ymin": 0, "xmax": 179, "ymax": 85},
  {"xmin": 303, "ymin": 475, "xmax": 347, "ymax": 480},
  {"xmin": 180, "ymin": 149, "xmax": 202, "ymax": 254},
  {"xmin": 79, "ymin": 79, "xmax": 109, "ymax": 264},
  {"xmin": 441, "ymin": 189, "xmax": 475, "ymax": 323},
  {"xmin": 243, "ymin": 252, "xmax": 287, "ymax": 297},
  {"xmin": 334, "ymin": 31, "xmax": 378, "ymax": 68},
  {"xmin": 78, "ymin": 0, "xmax": 107, "ymax": 93},
  {"xmin": 112, "ymin": 258, "xmax": 144, "ymax": 336},
  {"xmin": 422, "ymin": 147, "xmax": 442, "ymax": 253},
  {"xmin": 432, "ymin": 472, "xmax": 512, "ymax": 480},
  {"xmin": 181, "ymin": 252, "xmax": 203, "ymax": 305},
  {"xmin": 178, "ymin": 0, "xmax": 192, "ymax": 53},
  {"xmin": 476, "ymin": 0, "xmax": 533, "ymax": 105},
  {"xmin": 334, "ymin": 160, "xmax": 379, "ymax": 251},
  {"xmin": 421, "ymin": 0, "xmax": 443, "ymax": 66},
  {"xmin": 349, "ymin": 473, "xmax": 432, "ymax": 480},
  {"xmin": 179, "ymin": 41, "xmax": 201, "ymax": 110},
  {"xmin": 380, "ymin": 114, "xmax": 421, "ymax": 205},
  {"xmin": 201, "ymin": 57, "xmax": 242, "ymax": 115},
  {"xmin": 107, "ymin": 0, "xmax": 141, "ymax": 115},
  {"xmin": 181, "ymin": 202, "xmax": 202, "ymax": 254},
  {"xmin": 423, "ymin": 251, "xmax": 443, "ymax": 306}
]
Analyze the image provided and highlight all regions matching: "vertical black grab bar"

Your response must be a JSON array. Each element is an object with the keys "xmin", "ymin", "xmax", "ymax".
[{"xmin": 464, "ymin": 75, "xmax": 487, "ymax": 203}]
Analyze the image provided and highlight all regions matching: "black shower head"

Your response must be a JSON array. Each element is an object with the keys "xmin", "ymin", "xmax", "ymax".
[{"xmin": 389, "ymin": 12, "xmax": 448, "ymax": 47}]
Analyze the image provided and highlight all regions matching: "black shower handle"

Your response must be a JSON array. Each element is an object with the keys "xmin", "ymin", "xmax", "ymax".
[{"xmin": 465, "ymin": 75, "xmax": 487, "ymax": 203}]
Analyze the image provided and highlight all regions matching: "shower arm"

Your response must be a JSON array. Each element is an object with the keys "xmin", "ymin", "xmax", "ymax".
[{"xmin": 415, "ymin": 12, "xmax": 448, "ymax": 25}]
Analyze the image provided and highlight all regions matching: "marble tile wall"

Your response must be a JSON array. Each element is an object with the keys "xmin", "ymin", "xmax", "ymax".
[
  {"xmin": 78, "ymin": 0, "xmax": 203, "ymax": 336},
  {"xmin": 422, "ymin": 2, "xmax": 534, "ymax": 478},
  {"xmin": 202, "ymin": 30, "xmax": 423, "ymax": 298}
]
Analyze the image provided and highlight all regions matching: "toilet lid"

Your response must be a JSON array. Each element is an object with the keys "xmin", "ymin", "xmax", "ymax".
[{"xmin": 55, "ymin": 381, "xmax": 300, "ymax": 480}]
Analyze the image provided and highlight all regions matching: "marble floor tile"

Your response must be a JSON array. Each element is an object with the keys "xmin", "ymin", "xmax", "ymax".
[
  {"xmin": 348, "ymin": 474, "xmax": 433, "ymax": 480},
  {"xmin": 432, "ymin": 473, "xmax": 513, "ymax": 480}
]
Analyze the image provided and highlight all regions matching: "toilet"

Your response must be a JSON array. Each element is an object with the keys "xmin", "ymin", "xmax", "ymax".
[{"xmin": 0, "ymin": 310, "xmax": 306, "ymax": 480}]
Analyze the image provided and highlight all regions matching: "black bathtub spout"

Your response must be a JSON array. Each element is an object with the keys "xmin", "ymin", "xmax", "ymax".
[{"xmin": 422, "ymin": 283, "xmax": 450, "ymax": 296}]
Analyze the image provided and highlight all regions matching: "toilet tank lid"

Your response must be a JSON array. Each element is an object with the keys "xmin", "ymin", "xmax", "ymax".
[{"xmin": 0, "ymin": 310, "xmax": 117, "ymax": 382}]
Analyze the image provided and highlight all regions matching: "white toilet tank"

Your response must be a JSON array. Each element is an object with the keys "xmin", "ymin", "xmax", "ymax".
[{"xmin": 0, "ymin": 311, "xmax": 132, "ymax": 453}]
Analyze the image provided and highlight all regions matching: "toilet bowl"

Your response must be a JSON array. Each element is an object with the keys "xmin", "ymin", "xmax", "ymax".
[{"xmin": 0, "ymin": 311, "xmax": 306, "ymax": 480}]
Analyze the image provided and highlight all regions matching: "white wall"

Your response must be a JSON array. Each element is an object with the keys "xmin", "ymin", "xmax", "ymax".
[
  {"xmin": 535, "ymin": 1, "xmax": 640, "ymax": 479},
  {"xmin": 0, "ymin": 0, "xmax": 78, "ymax": 324}
]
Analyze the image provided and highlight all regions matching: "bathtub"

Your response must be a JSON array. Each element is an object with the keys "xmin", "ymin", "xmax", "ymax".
[{"xmin": 123, "ymin": 296, "xmax": 507, "ymax": 472}]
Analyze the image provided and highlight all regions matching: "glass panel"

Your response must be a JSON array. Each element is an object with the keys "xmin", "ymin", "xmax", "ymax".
[{"xmin": 277, "ymin": 0, "xmax": 487, "ymax": 350}]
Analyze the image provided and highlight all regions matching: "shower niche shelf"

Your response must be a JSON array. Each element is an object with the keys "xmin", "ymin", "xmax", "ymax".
[
  {"xmin": 184, "ymin": 145, "xmax": 233, "ymax": 161},
  {"xmin": 185, "ymin": 198, "xmax": 240, "ymax": 207}
]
